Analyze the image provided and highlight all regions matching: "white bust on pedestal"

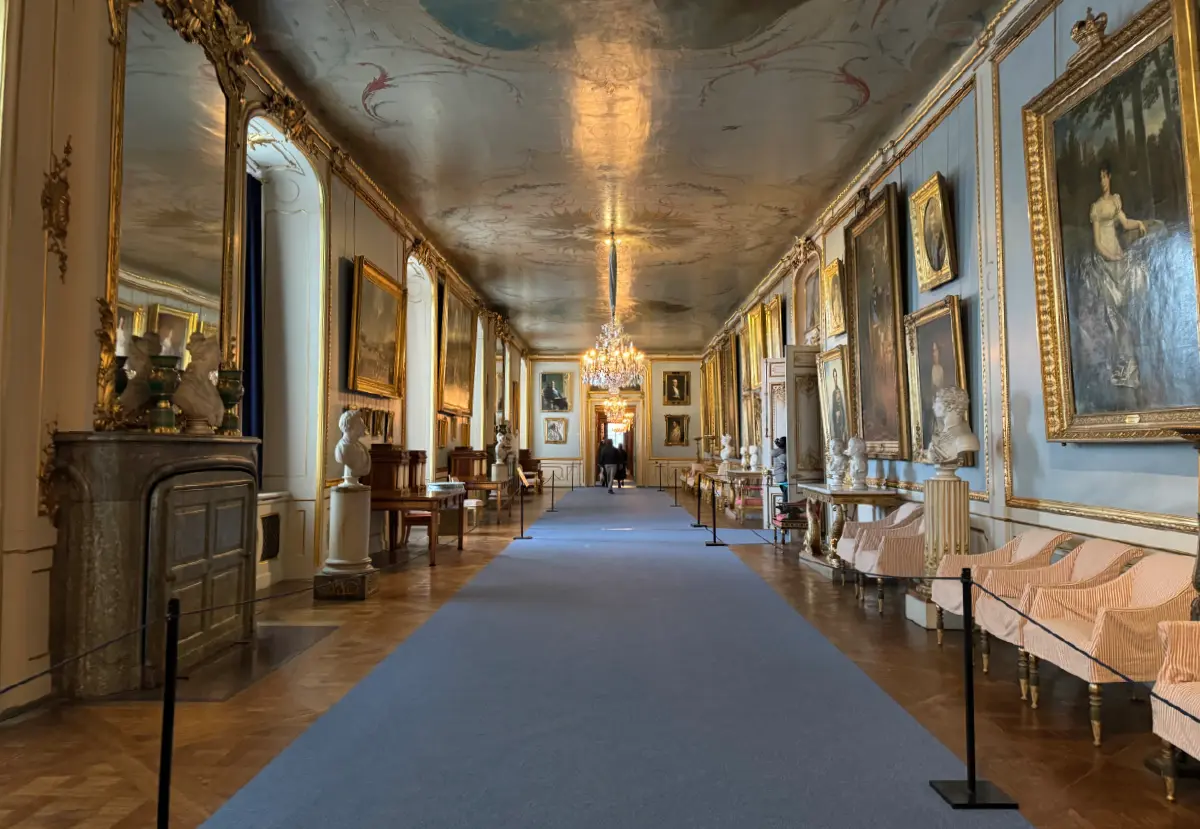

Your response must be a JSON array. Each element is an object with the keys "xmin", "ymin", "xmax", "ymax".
[
  {"xmin": 927, "ymin": 386, "xmax": 979, "ymax": 478},
  {"xmin": 826, "ymin": 437, "xmax": 846, "ymax": 487},
  {"xmin": 315, "ymin": 410, "xmax": 378, "ymax": 600},
  {"xmin": 493, "ymin": 421, "xmax": 515, "ymax": 482},
  {"xmin": 718, "ymin": 434, "xmax": 736, "ymax": 474}
]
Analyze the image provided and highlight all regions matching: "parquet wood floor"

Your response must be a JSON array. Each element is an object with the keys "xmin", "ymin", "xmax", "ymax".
[{"xmin": 1, "ymin": 488, "xmax": 1196, "ymax": 828}]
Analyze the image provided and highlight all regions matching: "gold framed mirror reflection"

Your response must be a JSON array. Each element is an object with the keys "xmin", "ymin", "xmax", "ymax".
[{"xmin": 98, "ymin": 1, "xmax": 250, "ymax": 429}]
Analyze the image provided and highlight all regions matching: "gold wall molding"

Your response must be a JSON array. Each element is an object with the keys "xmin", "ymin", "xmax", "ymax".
[
  {"xmin": 991, "ymin": 0, "xmax": 1198, "ymax": 533},
  {"xmin": 41, "ymin": 138, "xmax": 71, "ymax": 284}
]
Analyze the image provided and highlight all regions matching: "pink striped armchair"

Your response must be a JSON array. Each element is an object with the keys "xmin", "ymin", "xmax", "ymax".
[
  {"xmin": 974, "ymin": 539, "xmax": 1142, "ymax": 696},
  {"xmin": 1152, "ymin": 621, "xmax": 1200, "ymax": 801},
  {"xmin": 1022, "ymin": 554, "xmax": 1195, "ymax": 745},
  {"xmin": 853, "ymin": 516, "xmax": 927, "ymax": 614},
  {"xmin": 835, "ymin": 502, "xmax": 923, "ymax": 578},
  {"xmin": 931, "ymin": 529, "xmax": 1073, "ymax": 645}
]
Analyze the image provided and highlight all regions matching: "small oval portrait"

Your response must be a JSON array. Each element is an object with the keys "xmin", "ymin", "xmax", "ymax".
[{"xmin": 923, "ymin": 198, "xmax": 946, "ymax": 273}]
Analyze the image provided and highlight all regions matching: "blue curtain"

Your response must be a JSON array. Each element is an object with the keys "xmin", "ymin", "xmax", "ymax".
[{"xmin": 242, "ymin": 174, "xmax": 265, "ymax": 484}]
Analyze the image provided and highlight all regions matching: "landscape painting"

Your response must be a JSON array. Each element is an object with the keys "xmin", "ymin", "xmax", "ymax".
[
  {"xmin": 349, "ymin": 256, "xmax": 405, "ymax": 398},
  {"xmin": 439, "ymin": 284, "xmax": 477, "ymax": 415},
  {"xmin": 1025, "ymin": 5, "xmax": 1200, "ymax": 438}
]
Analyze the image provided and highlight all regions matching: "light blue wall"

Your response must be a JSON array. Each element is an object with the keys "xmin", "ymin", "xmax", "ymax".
[
  {"xmin": 998, "ymin": 0, "xmax": 1196, "ymax": 519},
  {"xmin": 821, "ymin": 89, "xmax": 987, "ymax": 495}
]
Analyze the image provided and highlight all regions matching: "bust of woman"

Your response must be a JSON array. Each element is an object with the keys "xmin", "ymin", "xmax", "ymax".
[{"xmin": 927, "ymin": 386, "xmax": 979, "ymax": 466}]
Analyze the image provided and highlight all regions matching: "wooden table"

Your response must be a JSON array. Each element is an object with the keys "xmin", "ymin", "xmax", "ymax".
[
  {"xmin": 370, "ymin": 487, "xmax": 467, "ymax": 567},
  {"xmin": 793, "ymin": 484, "xmax": 904, "ymax": 564},
  {"xmin": 464, "ymin": 478, "xmax": 517, "ymax": 524}
]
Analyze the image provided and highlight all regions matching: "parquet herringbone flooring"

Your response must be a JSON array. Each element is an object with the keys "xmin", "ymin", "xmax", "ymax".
[{"xmin": 0, "ymin": 492, "xmax": 556, "ymax": 829}]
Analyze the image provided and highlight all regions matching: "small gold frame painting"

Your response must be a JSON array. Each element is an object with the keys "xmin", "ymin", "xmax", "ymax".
[
  {"xmin": 436, "ymin": 415, "xmax": 449, "ymax": 448},
  {"xmin": 821, "ymin": 258, "xmax": 846, "ymax": 338},
  {"xmin": 662, "ymin": 371, "xmax": 691, "ymax": 406},
  {"xmin": 817, "ymin": 345, "xmax": 856, "ymax": 448},
  {"xmin": 903, "ymin": 295, "xmax": 968, "ymax": 464},
  {"xmin": 763, "ymin": 295, "xmax": 784, "ymax": 359},
  {"xmin": 349, "ymin": 256, "xmax": 406, "ymax": 399},
  {"xmin": 147, "ymin": 303, "xmax": 199, "ymax": 367},
  {"xmin": 664, "ymin": 414, "xmax": 690, "ymax": 446},
  {"xmin": 909, "ymin": 172, "xmax": 957, "ymax": 292},
  {"xmin": 460, "ymin": 420, "xmax": 471, "ymax": 445},
  {"xmin": 544, "ymin": 417, "xmax": 568, "ymax": 445},
  {"xmin": 115, "ymin": 301, "xmax": 146, "ymax": 358}
]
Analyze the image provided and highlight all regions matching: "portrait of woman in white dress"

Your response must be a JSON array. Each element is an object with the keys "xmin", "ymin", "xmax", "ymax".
[{"xmin": 1050, "ymin": 37, "xmax": 1200, "ymax": 418}]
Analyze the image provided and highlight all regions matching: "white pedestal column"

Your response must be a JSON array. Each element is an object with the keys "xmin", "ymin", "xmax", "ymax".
[
  {"xmin": 313, "ymin": 481, "xmax": 379, "ymax": 600},
  {"xmin": 906, "ymin": 462, "xmax": 969, "ymax": 626}
]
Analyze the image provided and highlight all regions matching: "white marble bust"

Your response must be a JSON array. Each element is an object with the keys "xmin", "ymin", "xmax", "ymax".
[
  {"xmin": 845, "ymin": 436, "xmax": 868, "ymax": 490},
  {"xmin": 927, "ymin": 386, "xmax": 979, "ymax": 465},
  {"xmin": 827, "ymin": 437, "xmax": 847, "ymax": 484},
  {"xmin": 335, "ymin": 409, "xmax": 372, "ymax": 484}
]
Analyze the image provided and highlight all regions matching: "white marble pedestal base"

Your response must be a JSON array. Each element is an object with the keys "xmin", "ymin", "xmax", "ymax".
[
  {"xmin": 906, "ymin": 592, "xmax": 963, "ymax": 631},
  {"xmin": 314, "ymin": 481, "xmax": 378, "ymax": 601},
  {"xmin": 798, "ymin": 552, "xmax": 840, "ymax": 581}
]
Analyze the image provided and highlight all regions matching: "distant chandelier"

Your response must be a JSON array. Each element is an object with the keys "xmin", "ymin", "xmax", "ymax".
[
  {"xmin": 602, "ymin": 392, "xmax": 628, "ymax": 423},
  {"xmin": 581, "ymin": 231, "xmax": 645, "ymax": 391}
]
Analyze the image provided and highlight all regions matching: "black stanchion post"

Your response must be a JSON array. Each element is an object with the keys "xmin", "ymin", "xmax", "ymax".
[
  {"xmin": 548, "ymin": 471, "xmax": 558, "ymax": 513},
  {"xmin": 706, "ymin": 477, "xmax": 726, "ymax": 547},
  {"xmin": 657, "ymin": 463, "xmax": 663, "ymax": 492},
  {"xmin": 671, "ymin": 468, "xmax": 682, "ymax": 508},
  {"xmin": 157, "ymin": 598, "xmax": 181, "ymax": 829},
  {"xmin": 691, "ymin": 474, "xmax": 705, "ymax": 528},
  {"xmin": 929, "ymin": 569, "xmax": 1018, "ymax": 811},
  {"xmin": 570, "ymin": 463, "xmax": 575, "ymax": 492},
  {"xmin": 513, "ymin": 484, "xmax": 532, "ymax": 540}
]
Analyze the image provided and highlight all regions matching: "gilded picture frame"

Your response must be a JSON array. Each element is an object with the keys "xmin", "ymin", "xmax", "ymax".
[
  {"xmin": 742, "ymin": 305, "xmax": 765, "ymax": 390},
  {"xmin": 817, "ymin": 345, "xmax": 857, "ymax": 448},
  {"xmin": 664, "ymin": 414, "xmax": 690, "ymax": 446},
  {"xmin": 662, "ymin": 370, "xmax": 691, "ymax": 406},
  {"xmin": 349, "ymin": 256, "xmax": 406, "ymax": 399},
  {"xmin": 147, "ymin": 303, "xmax": 199, "ymax": 366},
  {"xmin": 802, "ymin": 268, "xmax": 822, "ymax": 344},
  {"xmin": 540, "ymin": 372, "xmax": 572, "ymax": 412},
  {"xmin": 438, "ymin": 283, "xmax": 478, "ymax": 416},
  {"xmin": 821, "ymin": 258, "xmax": 846, "ymax": 337},
  {"xmin": 903, "ymin": 296, "xmax": 969, "ymax": 464},
  {"xmin": 909, "ymin": 172, "xmax": 958, "ymax": 292},
  {"xmin": 763, "ymin": 295, "xmax": 784, "ymax": 359},
  {"xmin": 544, "ymin": 417, "xmax": 568, "ymax": 444},
  {"xmin": 115, "ymin": 301, "xmax": 146, "ymax": 358},
  {"xmin": 844, "ymin": 183, "xmax": 909, "ymax": 459},
  {"xmin": 1024, "ymin": 2, "xmax": 1200, "ymax": 440}
]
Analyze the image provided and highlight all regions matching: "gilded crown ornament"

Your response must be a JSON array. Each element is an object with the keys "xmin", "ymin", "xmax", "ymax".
[{"xmin": 1069, "ymin": 8, "xmax": 1108, "ymax": 67}]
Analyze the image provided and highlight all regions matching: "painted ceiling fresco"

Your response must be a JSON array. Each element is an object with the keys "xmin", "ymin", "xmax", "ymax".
[
  {"xmin": 232, "ymin": 0, "xmax": 1002, "ymax": 351},
  {"xmin": 121, "ymin": 5, "xmax": 227, "ymax": 297}
]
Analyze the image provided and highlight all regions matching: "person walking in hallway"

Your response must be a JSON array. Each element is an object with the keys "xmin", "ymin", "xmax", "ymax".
[
  {"xmin": 599, "ymin": 438, "xmax": 620, "ymax": 493},
  {"xmin": 615, "ymin": 444, "xmax": 627, "ymax": 489}
]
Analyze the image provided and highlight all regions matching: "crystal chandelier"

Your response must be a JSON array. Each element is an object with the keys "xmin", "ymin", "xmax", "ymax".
[
  {"xmin": 581, "ymin": 231, "xmax": 646, "ymax": 391},
  {"xmin": 602, "ymin": 392, "xmax": 627, "ymax": 422}
]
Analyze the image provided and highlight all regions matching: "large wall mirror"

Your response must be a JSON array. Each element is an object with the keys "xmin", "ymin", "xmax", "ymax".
[{"xmin": 99, "ymin": 2, "xmax": 237, "ymax": 428}]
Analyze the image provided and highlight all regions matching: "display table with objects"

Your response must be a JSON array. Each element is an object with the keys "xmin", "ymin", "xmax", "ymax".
[
  {"xmin": 369, "ymin": 487, "xmax": 467, "ymax": 567},
  {"xmin": 792, "ymin": 484, "xmax": 904, "ymax": 565}
]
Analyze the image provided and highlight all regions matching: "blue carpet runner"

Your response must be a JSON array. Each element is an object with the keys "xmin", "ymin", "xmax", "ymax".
[{"xmin": 204, "ymin": 487, "xmax": 1030, "ymax": 828}]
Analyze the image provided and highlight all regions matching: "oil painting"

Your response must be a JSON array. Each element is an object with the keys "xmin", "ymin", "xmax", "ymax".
[
  {"xmin": 844, "ymin": 183, "xmax": 908, "ymax": 458},
  {"xmin": 821, "ymin": 259, "xmax": 846, "ymax": 337},
  {"xmin": 909, "ymin": 172, "xmax": 957, "ymax": 292},
  {"xmin": 817, "ymin": 345, "xmax": 854, "ymax": 448},
  {"xmin": 663, "ymin": 371, "xmax": 691, "ymax": 406},
  {"xmin": 803, "ymin": 269, "xmax": 821, "ymax": 344},
  {"xmin": 349, "ymin": 256, "xmax": 405, "ymax": 399},
  {"xmin": 1025, "ymin": 4, "xmax": 1200, "ymax": 439},
  {"xmin": 438, "ymin": 283, "xmax": 477, "ymax": 416},
  {"xmin": 743, "ymin": 305, "xmax": 765, "ymax": 389},
  {"xmin": 664, "ymin": 414, "xmax": 690, "ymax": 446},
  {"xmin": 541, "ymin": 372, "xmax": 571, "ymax": 412},
  {"xmin": 904, "ymin": 296, "xmax": 968, "ymax": 464},
  {"xmin": 764, "ymin": 295, "xmax": 784, "ymax": 359},
  {"xmin": 116, "ymin": 301, "xmax": 146, "ymax": 358},
  {"xmin": 148, "ymin": 304, "xmax": 198, "ymax": 365},
  {"xmin": 544, "ymin": 417, "xmax": 568, "ymax": 444}
]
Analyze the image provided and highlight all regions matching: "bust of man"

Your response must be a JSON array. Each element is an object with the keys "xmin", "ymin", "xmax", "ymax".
[{"xmin": 927, "ymin": 386, "xmax": 979, "ymax": 465}]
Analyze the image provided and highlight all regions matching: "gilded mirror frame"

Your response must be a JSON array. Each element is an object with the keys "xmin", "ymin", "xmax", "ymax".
[{"xmin": 99, "ymin": 0, "xmax": 251, "ymax": 429}]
